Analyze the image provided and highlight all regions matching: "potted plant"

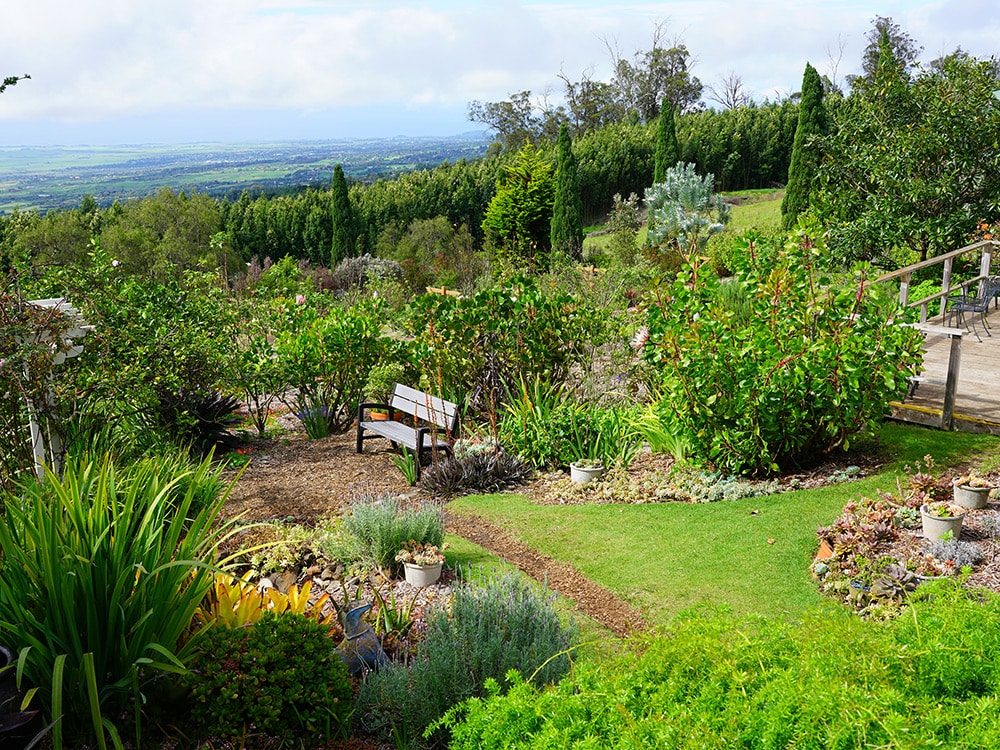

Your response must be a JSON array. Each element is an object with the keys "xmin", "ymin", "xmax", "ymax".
[
  {"xmin": 570, "ymin": 458, "xmax": 605, "ymax": 485},
  {"xmin": 920, "ymin": 501, "xmax": 967, "ymax": 541},
  {"xmin": 952, "ymin": 471, "xmax": 994, "ymax": 509},
  {"xmin": 364, "ymin": 361, "xmax": 406, "ymax": 420},
  {"xmin": 395, "ymin": 541, "xmax": 447, "ymax": 587}
]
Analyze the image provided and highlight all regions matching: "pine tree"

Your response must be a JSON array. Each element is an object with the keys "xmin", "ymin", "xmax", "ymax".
[
  {"xmin": 330, "ymin": 164, "xmax": 355, "ymax": 265},
  {"xmin": 781, "ymin": 63, "xmax": 829, "ymax": 229},
  {"xmin": 653, "ymin": 99, "xmax": 679, "ymax": 184},
  {"xmin": 550, "ymin": 123, "xmax": 584, "ymax": 259}
]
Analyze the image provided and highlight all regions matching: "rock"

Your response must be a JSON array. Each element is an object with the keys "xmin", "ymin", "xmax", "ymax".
[
  {"xmin": 271, "ymin": 569, "xmax": 299, "ymax": 593},
  {"xmin": 305, "ymin": 565, "xmax": 322, "ymax": 577}
]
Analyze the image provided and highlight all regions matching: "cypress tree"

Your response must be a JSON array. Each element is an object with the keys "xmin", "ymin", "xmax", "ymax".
[
  {"xmin": 781, "ymin": 63, "xmax": 829, "ymax": 229},
  {"xmin": 653, "ymin": 99, "xmax": 679, "ymax": 184},
  {"xmin": 550, "ymin": 122, "xmax": 584, "ymax": 260},
  {"xmin": 331, "ymin": 164, "xmax": 355, "ymax": 265}
]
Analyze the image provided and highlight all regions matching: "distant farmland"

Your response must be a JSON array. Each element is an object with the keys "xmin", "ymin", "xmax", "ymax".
[{"xmin": 0, "ymin": 133, "xmax": 490, "ymax": 214}]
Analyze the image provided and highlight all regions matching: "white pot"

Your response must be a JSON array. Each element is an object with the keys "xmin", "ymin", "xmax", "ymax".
[
  {"xmin": 920, "ymin": 503, "xmax": 966, "ymax": 541},
  {"xmin": 570, "ymin": 462, "xmax": 605, "ymax": 485},
  {"xmin": 403, "ymin": 561, "xmax": 442, "ymax": 587},
  {"xmin": 953, "ymin": 483, "xmax": 992, "ymax": 510}
]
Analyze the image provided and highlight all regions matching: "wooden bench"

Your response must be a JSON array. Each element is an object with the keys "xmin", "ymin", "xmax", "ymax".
[{"xmin": 355, "ymin": 383, "xmax": 459, "ymax": 478}]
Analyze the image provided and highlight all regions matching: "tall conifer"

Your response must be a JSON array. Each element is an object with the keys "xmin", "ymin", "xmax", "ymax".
[
  {"xmin": 331, "ymin": 164, "xmax": 355, "ymax": 265},
  {"xmin": 550, "ymin": 123, "xmax": 584, "ymax": 259},
  {"xmin": 781, "ymin": 63, "xmax": 829, "ymax": 229},
  {"xmin": 653, "ymin": 99, "xmax": 679, "ymax": 184}
]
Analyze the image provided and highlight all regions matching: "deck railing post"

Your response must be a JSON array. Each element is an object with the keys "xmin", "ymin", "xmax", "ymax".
[
  {"xmin": 941, "ymin": 331, "xmax": 962, "ymax": 431},
  {"xmin": 941, "ymin": 257, "xmax": 954, "ymax": 318}
]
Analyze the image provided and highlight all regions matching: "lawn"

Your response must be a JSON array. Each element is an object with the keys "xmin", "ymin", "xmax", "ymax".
[{"xmin": 448, "ymin": 424, "xmax": 1000, "ymax": 625}]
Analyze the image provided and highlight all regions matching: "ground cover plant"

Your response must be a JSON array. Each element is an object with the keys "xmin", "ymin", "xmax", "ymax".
[{"xmin": 436, "ymin": 583, "xmax": 1000, "ymax": 749}]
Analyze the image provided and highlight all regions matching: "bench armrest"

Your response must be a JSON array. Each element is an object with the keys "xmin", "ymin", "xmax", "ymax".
[{"xmin": 357, "ymin": 401, "xmax": 395, "ymax": 420}]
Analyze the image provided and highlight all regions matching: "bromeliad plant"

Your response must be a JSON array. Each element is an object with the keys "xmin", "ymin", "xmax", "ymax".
[{"xmin": 0, "ymin": 453, "xmax": 242, "ymax": 750}]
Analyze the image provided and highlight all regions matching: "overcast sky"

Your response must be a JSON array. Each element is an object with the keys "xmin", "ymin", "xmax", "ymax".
[{"xmin": 1, "ymin": 0, "xmax": 997, "ymax": 146}]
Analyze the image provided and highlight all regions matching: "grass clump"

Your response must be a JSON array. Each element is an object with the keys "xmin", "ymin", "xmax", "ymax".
[
  {"xmin": 355, "ymin": 572, "xmax": 578, "ymax": 748},
  {"xmin": 342, "ymin": 489, "xmax": 445, "ymax": 572}
]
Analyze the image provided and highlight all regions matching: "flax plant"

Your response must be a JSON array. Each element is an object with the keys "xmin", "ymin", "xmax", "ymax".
[{"xmin": 0, "ymin": 453, "xmax": 242, "ymax": 750}]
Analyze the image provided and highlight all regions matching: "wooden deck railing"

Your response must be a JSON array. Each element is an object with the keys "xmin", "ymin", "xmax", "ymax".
[
  {"xmin": 875, "ymin": 240, "xmax": 996, "ymax": 430},
  {"xmin": 875, "ymin": 239, "xmax": 997, "ymax": 322}
]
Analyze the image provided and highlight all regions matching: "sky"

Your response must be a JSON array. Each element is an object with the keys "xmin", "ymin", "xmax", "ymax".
[{"xmin": 1, "ymin": 0, "xmax": 998, "ymax": 147}]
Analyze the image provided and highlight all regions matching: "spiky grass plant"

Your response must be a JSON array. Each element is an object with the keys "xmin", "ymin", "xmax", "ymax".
[{"xmin": 0, "ymin": 453, "xmax": 241, "ymax": 750}]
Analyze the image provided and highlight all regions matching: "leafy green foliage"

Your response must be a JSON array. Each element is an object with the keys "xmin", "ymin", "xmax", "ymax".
[
  {"xmin": 814, "ymin": 45, "xmax": 1000, "ymax": 263},
  {"xmin": 781, "ymin": 63, "xmax": 830, "ymax": 229},
  {"xmin": 653, "ymin": 99, "xmax": 678, "ymax": 184},
  {"xmin": 342, "ymin": 491, "xmax": 445, "ymax": 572},
  {"xmin": 549, "ymin": 123, "xmax": 584, "ymax": 259},
  {"xmin": 641, "ymin": 227, "xmax": 924, "ymax": 475},
  {"xmin": 438, "ymin": 587, "xmax": 1000, "ymax": 748},
  {"xmin": 275, "ymin": 300, "xmax": 389, "ymax": 433},
  {"xmin": 482, "ymin": 141, "xmax": 556, "ymax": 272},
  {"xmin": 0, "ymin": 453, "xmax": 236, "ymax": 748},
  {"xmin": 356, "ymin": 572, "xmax": 577, "ymax": 747},
  {"xmin": 498, "ymin": 378, "xmax": 642, "ymax": 469},
  {"xmin": 405, "ymin": 276, "xmax": 603, "ymax": 413},
  {"xmin": 181, "ymin": 611, "xmax": 352, "ymax": 741}
]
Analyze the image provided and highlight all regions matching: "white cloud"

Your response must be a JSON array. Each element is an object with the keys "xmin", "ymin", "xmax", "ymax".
[{"xmin": 1, "ymin": 0, "xmax": 998, "ymax": 143}]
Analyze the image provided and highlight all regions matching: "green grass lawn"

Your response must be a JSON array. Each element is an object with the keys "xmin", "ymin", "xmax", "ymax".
[{"xmin": 447, "ymin": 424, "xmax": 1000, "ymax": 626}]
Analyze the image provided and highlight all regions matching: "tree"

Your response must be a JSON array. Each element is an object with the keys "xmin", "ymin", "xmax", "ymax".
[
  {"xmin": 854, "ymin": 16, "xmax": 922, "ymax": 86},
  {"xmin": 781, "ymin": 63, "xmax": 830, "ymax": 229},
  {"xmin": 330, "ymin": 164, "xmax": 356, "ymax": 265},
  {"xmin": 550, "ymin": 123, "xmax": 584, "ymax": 259},
  {"xmin": 558, "ymin": 68, "xmax": 625, "ymax": 135},
  {"xmin": 0, "ymin": 74, "xmax": 29, "ymax": 94},
  {"xmin": 468, "ymin": 91, "xmax": 551, "ymax": 152},
  {"xmin": 606, "ymin": 23, "xmax": 704, "ymax": 120},
  {"xmin": 482, "ymin": 141, "xmax": 555, "ymax": 272},
  {"xmin": 653, "ymin": 99, "xmax": 679, "ymax": 184},
  {"xmin": 814, "ymin": 44, "xmax": 1000, "ymax": 263},
  {"xmin": 645, "ymin": 162, "xmax": 729, "ymax": 261},
  {"xmin": 707, "ymin": 71, "xmax": 752, "ymax": 110}
]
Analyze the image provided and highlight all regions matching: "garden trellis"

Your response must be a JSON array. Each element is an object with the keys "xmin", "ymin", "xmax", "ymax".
[{"xmin": 21, "ymin": 297, "xmax": 92, "ymax": 479}]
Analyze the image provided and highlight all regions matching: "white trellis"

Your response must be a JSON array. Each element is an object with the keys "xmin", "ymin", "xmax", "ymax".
[{"xmin": 21, "ymin": 298, "xmax": 93, "ymax": 480}]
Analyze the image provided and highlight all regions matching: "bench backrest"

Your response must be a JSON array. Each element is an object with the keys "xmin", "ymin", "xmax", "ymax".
[{"xmin": 390, "ymin": 383, "xmax": 459, "ymax": 434}]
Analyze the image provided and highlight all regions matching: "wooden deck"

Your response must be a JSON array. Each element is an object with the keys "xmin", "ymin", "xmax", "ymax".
[{"xmin": 891, "ymin": 307, "xmax": 1000, "ymax": 434}]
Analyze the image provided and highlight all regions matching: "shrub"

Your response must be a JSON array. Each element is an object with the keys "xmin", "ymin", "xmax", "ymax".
[
  {"xmin": 438, "ymin": 590, "xmax": 1000, "ymax": 748},
  {"xmin": 640, "ymin": 225, "xmax": 924, "ymax": 475},
  {"xmin": 181, "ymin": 612, "xmax": 352, "ymax": 741},
  {"xmin": 498, "ymin": 378, "xmax": 642, "ymax": 469},
  {"xmin": 342, "ymin": 490, "xmax": 445, "ymax": 572},
  {"xmin": 355, "ymin": 572, "xmax": 577, "ymax": 747},
  {"xmin": 420, "ymin": 449, "xmax": 532, "ymax": 497},
  {"xmin": 0, "ymin": 453, "xmax": 236, "ymax": 749}
]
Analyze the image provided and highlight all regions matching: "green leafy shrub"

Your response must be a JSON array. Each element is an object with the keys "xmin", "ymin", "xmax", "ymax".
[
  {"xmin": 276, "ymin": 300, "xmax": 390, "ymax": 433},
  {"xmin": 640, "ymin": 226, "xmax": 924, "ymax": 475},
  {"xmin": 342, "ymin": 490, "xmax": 444, "ymax": 572},
  {"xmin": 181, "ymin": 611, "xmax": 352, "ymax": 741},
  {"xmin": 438, "ymin": 588, "xmax": 1000, "ymax": 748},
  {"xmin": 0, "ymin": 453, "xmax": 236, "ymax": 749},
  {"xmin": 355, "ymin": 572, "xmax": 577, "ymax": 747},
  {"xmin": 498, "ymin": 378, "xmax": 641, "ymax": 469},
  {"xmin": 404, "ymin": 277, "xmax": 603, "ymax": 413}
]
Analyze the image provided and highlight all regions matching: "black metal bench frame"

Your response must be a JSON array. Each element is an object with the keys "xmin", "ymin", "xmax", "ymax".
[{"xmin": 355, "ymin": 383, "xmax": 459, "ymax": 479}]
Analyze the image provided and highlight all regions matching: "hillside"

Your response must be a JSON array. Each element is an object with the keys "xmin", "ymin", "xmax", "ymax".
[{"xmin": 0, "ymin": 132, "xmax": 490, "ymax": 214}]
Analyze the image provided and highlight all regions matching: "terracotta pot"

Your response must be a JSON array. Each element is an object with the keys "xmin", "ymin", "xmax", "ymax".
[{"xmin": 370, "ymin": 410, "xmax": 390, "ymax": 421}]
